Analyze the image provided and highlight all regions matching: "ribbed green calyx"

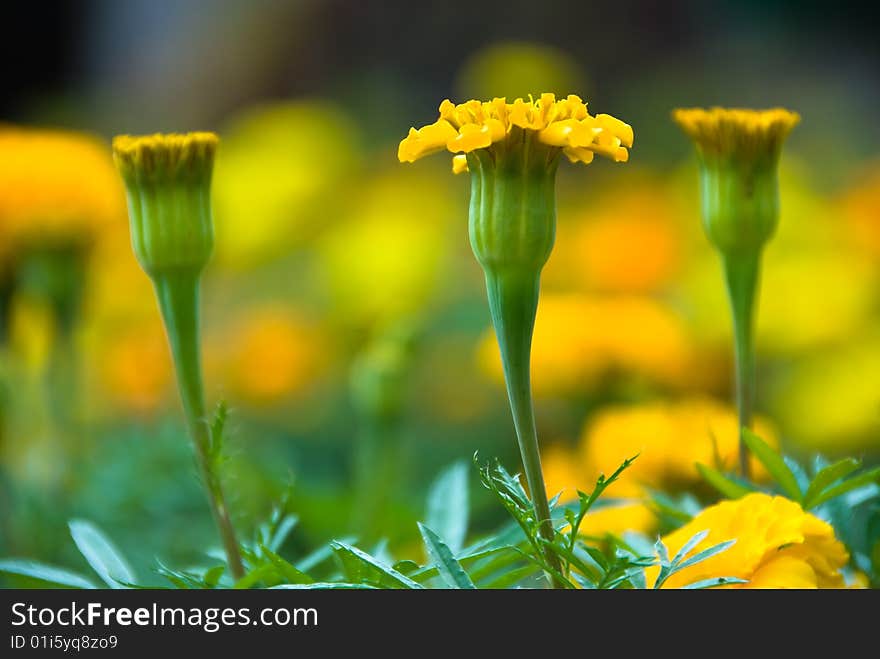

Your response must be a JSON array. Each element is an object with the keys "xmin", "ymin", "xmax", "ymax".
[
  {"xmin": 113, "ymin": 132, "xmax": 243, "ymax": 580},
  {"xmin": 697, "ymin": 152, "xmax": 780, "ymax": 254},
  {"xmin": 114, "ymin": 133, "xmax": 216, "ymax": 276},
  {"xmin": 466, "ymin": 136, "xmax": 561, "ymax": 582}
]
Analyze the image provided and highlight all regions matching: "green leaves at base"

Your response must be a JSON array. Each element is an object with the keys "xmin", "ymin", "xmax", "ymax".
[
  {"xmin": 331, "ymin": 541, "xmax": 423, "ymax": 589},
  {"xmin": 69, "ymin": 519, "xmax": 136, "ymax": 589},
  {"xmin": 425, "ymin": 461, "xmax": 469, "ymax": 555},
  {"xmin": 0, "ymin": 559, "xmax": 96, "ymax": 589},
  {"xmin": 417, "ymin": 523, "xmax": 476, "ymax": 589},
  {"xmin": 653, "ymin": 530, "xmax": 740, "ymax": 589}
]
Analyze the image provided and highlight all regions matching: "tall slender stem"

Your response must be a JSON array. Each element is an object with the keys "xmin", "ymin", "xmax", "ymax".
[
  {"xmin": 484, "ymin": 268, "xmax": 563, "ymax": 587},
  {"xmin": 153, "ymin": 271, "xmax": 244, "ymax": 580},
  {"xmin": 721, "ymin": 251, "xmax": 760, "ymax": 480}
]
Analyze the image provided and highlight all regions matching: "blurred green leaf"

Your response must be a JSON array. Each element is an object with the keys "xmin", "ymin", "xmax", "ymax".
[
  {"xmin": 417, "ymin": 523, "xmax": 476, "ymax": 589},
  {"xmin": 0, "ymin": 559, "xmax": 96, "ymax": 589},
  {"xmin": 69, "ymin": 519, "xmax": 136, "ymax": 589},
  {"xmin": 425, "ymin": 461, "xmax": 469, "ymax": 554},
  {"xmin": 742, "ymin": 429, "xmax": 802, "ymax": 501},
  {"xmin": 696, "ymin": 462, "xmax": 754, "ymax": 499},
  {"xmin": 803, "ymin": 458, "xmax": 861, "ymax": 509},
  {"xmin": 271, "ymin": 583, "xmax": 377, "ymax": 589},
  {"xmin": 806, "ymin": 468, "xmax": 880, "ymax": 510},
  {"xmin": 258, "ymin": 544, "xmax": 314, "ymax": 585}
]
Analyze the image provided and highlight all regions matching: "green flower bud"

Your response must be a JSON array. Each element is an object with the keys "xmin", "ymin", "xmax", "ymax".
[{"xmin": 113, "ymin": 132, "xmax": 217, "ymax": 276}]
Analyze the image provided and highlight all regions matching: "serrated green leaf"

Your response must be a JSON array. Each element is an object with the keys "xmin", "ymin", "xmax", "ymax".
[
  {"xmin": 417, "ymin": 523, "xmax": 476, "ymax": 589},
  {"xmin": 69, "ymin": 519, "xmax": 135, "ymax": 589},
  {"xmin": 425, "ymin": 461, "xmax": 469, "ymax": 555},
  {"xmin": 695, "ymin": 463, "xmax": 753, "ymax": 499},
  {"xmin": 803, "ymin": 458, "xmax": 861, "ymax": 509},
  {"xmin": 0, "ymin": 559, "xmax": 96, "ymax": 589},
  {"xmin": 331, "ymin": 541, "xmax": 424, "ymax": 589},
  {"xmin": 806, "ymin": 467, "xmax": 880, "ymax": 510},
  {"xmin": 203, "ymin": 565, "xmax": 226, "ymax": 588},
  {"xmin": 742, "ymin": 429, "xmax": 802, "ymax": 501},
  {"xmin": 295, "ymin": 535, "xmax": 356, "ymax": 573},
  {"xmin": 681, "ymin": 576, "xmax": 748, "ymax": 589}
]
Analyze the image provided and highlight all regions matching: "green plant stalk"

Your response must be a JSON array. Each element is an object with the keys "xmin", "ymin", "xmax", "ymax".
[
  {"xmin": 721, "ymin": 251, "xmax": 760, "ymax": 480},
  {"xmin": 467, "ymin": 139, "xmax": 563, "ymax": 587},
  {"xmin": 153, "ymin": 270, "xmax": 244, "ymax": 580}
]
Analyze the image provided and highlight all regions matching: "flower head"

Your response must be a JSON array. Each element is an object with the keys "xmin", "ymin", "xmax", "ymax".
[
  {"xmin": 0, "ymin": 126, "xmax": 124, "ymax": 256},
  {"xmin": 112, "ymin": 132, "xmax": 218, "ymax": 275},
  {"xmin": 649, "ymin": 493, "xmax": 848, "ymax": 589},
  {"xmin": 673, "ymin": 108, "xmax": 800, "ymax": 162},
  {"xmin": 399, "ymin": 94, "xmax": 632, "ymax": 172}
]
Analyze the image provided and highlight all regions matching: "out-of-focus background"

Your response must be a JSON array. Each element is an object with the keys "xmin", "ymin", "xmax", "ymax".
[{"xmin": 2, "ymin": 0, "xmax": 879, "ymax": 582}]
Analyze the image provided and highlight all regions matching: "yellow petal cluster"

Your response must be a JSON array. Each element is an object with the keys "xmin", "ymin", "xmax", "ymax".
[
  {"xmin": 649, "ymin": 493, "xmax": 849, "ymax": 589},
  {"xmin": 399, "ymin": 94, "xmax": 633, "ymax": 172},
  {"xmin": 0, "ymin": 126, "xmax": 125, "ymax": 254},
  {"xmin": 672, "ymin": 107, "xmax": 800, "ymax": 159}
]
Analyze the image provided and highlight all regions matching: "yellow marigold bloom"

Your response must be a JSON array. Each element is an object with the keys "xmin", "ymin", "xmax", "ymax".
[
  {"xmin": 0, "ymin": 126, "xmax": 124, "ymax": 254},
  {"xmin": 399, "ymin": 94, "xmax": 632, "ymax": 172},
  {"xmin": 580, "ymin": 398, "xmax": 777, "ymax": 490},
  {"xmin": 649, "ymin": 493, "xmax": 848, "ymax": 588}
]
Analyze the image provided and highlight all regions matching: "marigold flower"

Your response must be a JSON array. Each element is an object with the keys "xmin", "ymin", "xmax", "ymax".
[
  {"xmin": 649, "ymin": 493, "xmax": 848, "ymax": 589},
  {"xmin": 399, "ymin": 94, "xmax": 632, "ymax": 172},
  {"xmin": 0, "ymin": 126, "xmax": 124, "ymax": 255},
  {"xmin": 400, "ymin": 96, "xmax": 632, "ymax": 586},
  {"xmin": 674, "ymin": 107, "xmax": 798, "ymax": 478}
]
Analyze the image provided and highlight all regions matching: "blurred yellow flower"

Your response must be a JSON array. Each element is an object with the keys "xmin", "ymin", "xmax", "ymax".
[
  {"xmin": 649, "ymin": 493, "xmax": 848, "ymax": 589},
  {"xmin": 0, "ymin": 126, "xmax": 124, "ymax": 257},
  {"xmin": 317, "ymin": 168, "xmax": 456, "ymax": 325},
  {"xmin": 769, "ymin": 330, "xmax": 880, "ymax": 453},
  {"xmin": 99, "ymin": 321, "xmax": 172, "ymax": 415},
  {"xmin": 456, "ymin": 42, "xmax": 587, "ymax": 102},
  {"xmin": 672, "ymin": 108, "xmax": 800, "ymax": 161},
  {"xmin": 581, "ymin": 398, "xmax": 777, "ymax": 490},
  {"xmin": 556, "ymin": 190, "xmax": 683, "ymax": 294},
  {"xmin": 840, "ymin": 163, "xmax": 880, "ymax": 257},
  {"xmin": 212, "ymin": 101, "xmax": 361, "ymax": 268},
  {"xmin": 219, "ymin": 305, "xmax": 324, "ymax": 406},
  {"xmin": 477, "ymin": 293, "xmax": 692, "ymax": 396},
  {"xmin": 399, "ymin": 94, "xmax": 632, "ymax": 172},
  {"xmin": 542, "ymin": 444, "xmax": 656, "ymax": 536}
]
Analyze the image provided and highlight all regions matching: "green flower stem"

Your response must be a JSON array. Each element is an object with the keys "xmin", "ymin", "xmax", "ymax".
[
  {"xmin": 484, "ymin": 268, "xmax": 558, "ymax": 556},
  {"xmin": 721, "ymin": 251, "xmax": 761, "ymax": 479},
  {"xmin": 153, "ymin": 270, "xmax": 244, "ymax": 581}
]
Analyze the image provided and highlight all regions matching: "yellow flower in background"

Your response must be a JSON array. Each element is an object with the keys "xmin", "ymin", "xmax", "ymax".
[
  {"xmin": 580, "ymin": 398, "xmax": 777, "ymax": 490},
  {"xmin": 769, "ymin": 329, "xmax": 880, "ymax": 453},
  {"xmin": 0, "ymin": 126, "xmax": 124, "ymax": 256},
  {"xmin": 840, "ymin": 163, "xmax": 880, "ymax": 257},
  {"xmin": 649, "ymin": 493, "xmax": 848, "ymax": 588},
  {"xmin": 212, "ymin": 101, "xmax": 361, "ymax": 268},
  {"xmin": 218, "ymin": 305, "xmax": 324, "ymax": 406},
  {"xmin": 98, "ymin": 321, "xmax": 172, "ymax": 415},
  {"xmin": 456, "ymin": 41, "xmax": 587, "ymax": 102},
  {"xmin": 317, "ymin": 168, "xmax": 456, "ymax": 325},
  {"xmin": 399, "ymin": 93, "xmax": 632, "ymax": 172},
  {"xmin": 548, "ymin": 188, "xmax": 684, "ymax": 294},
  {"xmin": 542, "ymin": 444, "xmax": 656, "ymax": 536},
  {"xmin": 477, "ymin": 293, "xmax": 692, "ymax": 397}
]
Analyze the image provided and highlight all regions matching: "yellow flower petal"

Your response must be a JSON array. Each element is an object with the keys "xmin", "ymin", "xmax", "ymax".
[
  {"xmin": 447, "ymin": 123, "xmax": 494, "ymax": 153},
  {"xmin": 452, "ymin": 155, "xmax": 469, "ymax": 174},
  {"xmin": 397, "ymin": 119, "xmax": 458, "ymax": 162}
]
